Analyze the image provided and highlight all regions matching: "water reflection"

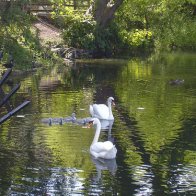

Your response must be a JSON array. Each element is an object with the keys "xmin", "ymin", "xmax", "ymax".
[
  {"xmin": 169, "ymin": 164, "xmax": 196, "ymax": 194},
  {"xmin": 7, "ymin": 167, "xmax": 85, "ymax": 195},
  {"xmin": 132, "ymin": 165, "xmax": 154, "ymax": 196},
  {"xmin": 1, "ymin": 54, "xmax": 196, "ymax": 195},
  {"xmin": 45, "ymin": 167, "xmax": 84, "ymax": 195},
  {"xmin": 91, "ymin": 156, "xmax": 117, "ymax": 181}
]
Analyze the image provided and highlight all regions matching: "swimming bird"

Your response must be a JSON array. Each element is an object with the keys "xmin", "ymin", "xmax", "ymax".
[
  {"xmin": 89, "ymin": 97, "xmax": 115, "ymax": 120},
  {"xmin": 51, "ymin": 117, "xmax": 63, "ymax": 125},
  {"xmin": 89, "ymin": 118, "xmax": 117, "ymax": 159},
  {"xmin": 41, "ymin": 113, "xmax": 76, "ymax": 126},
  {"xmin": 169, "ymin": 79, "xmax": 184, "ymax": 85},
  {"xmin": 41, "ymin": 118, "xmax": 52, "ymax": 126},
  {"xmin": 75, "ymin": 117, "xmax": 93, "ymax": 125},
  {"xmin": 59, "ymin": 117, "xmax": 63, "ymax": 125},
  {"xmin": 62, "ymin": 113, "xmax": 77, "ymax": 123},
  {"xmin": 99, "ymin": 119, "xmax": 114, "ymax": 130}
]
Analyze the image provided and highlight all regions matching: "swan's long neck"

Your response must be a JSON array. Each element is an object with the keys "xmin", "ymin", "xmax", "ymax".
[
  {"xmin": 107, "ymin": 101, "xmax": 113, "ymax": 119},
  {"xmin": 92, "ymin": 120, "xmax": 101, "ymax": 145}
]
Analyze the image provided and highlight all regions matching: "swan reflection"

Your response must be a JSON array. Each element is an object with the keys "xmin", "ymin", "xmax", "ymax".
[{"xmin": 91, "ymin": 156, "xmax": 117, "ymax": 181}]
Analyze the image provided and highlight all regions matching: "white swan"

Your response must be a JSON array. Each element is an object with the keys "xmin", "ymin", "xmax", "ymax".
[
  {"xmin": 89, "ymin": 97, "xmax": 115, "ymax": 120},
  {"xmin": 89, "ymin": 118, "xmax": 117, "ymax": 159},
  {"xmin": 99, "ymin": 119, "xmax": 114, "ymax": 130}
]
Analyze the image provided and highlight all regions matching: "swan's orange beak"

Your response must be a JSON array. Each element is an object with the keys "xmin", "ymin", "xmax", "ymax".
[
  {"xmin": 87, "ymin": 121, "xmax": 94, "ymax": 128},
  {"xmin": 112, "ymin": 101, "xmax": 115, "ymax": 106}
]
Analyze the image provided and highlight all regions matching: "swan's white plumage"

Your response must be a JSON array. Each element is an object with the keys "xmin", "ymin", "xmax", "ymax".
[
  {"xmin": 89, "ymin": 97, "xmax": 115, "ymax": 120},
  {"xmin": 90, "ymin": 118, "xmax": 117, "ymax": 159}
]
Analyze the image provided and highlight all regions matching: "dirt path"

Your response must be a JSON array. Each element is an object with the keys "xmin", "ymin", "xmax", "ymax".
[{"xmin": 33, "ymin": 18, "xmax": 63, "ymax": 45}]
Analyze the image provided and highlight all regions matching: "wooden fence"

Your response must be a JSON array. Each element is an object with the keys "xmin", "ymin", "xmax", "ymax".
[
  {"xmin": 0, "ymin": 68, "xmax": 30, "ymax": 125},
  {"xmin": 0, "ymin": 0, "xmax": 90, "ymax": 16}
]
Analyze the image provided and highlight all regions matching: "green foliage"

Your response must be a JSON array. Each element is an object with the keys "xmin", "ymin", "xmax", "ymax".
[
  {"xmin": 114, "ymin": 0, "xmax": 196, "ymax": 53},
  {"xmin": 93, "ymin": 25, "xmax": 121, "ymax": 56},
  {"xmin": 55, "ymin": 8, "xmax": 121, "ymax": 56},
  {"xmin": 153, "ymin": 11, "xmax": 196, "ymax": 51},
  {"xmin": 61, "ymin": 11, "xmax": 96, "ymax": 49},
  {"xmin": 119, "ymin": 29, "xmax": 153, "ymax": 47},
  {"xmin": 0, "ymin": 3, "xmax": 42, "ymax": 69},
  {"xmin": 51, "ymin": 0, "xmax": 155, "ymax": 56},
  {"xmin": 1, "ymin": 0, "xmax": 195, "ymax": 64}
]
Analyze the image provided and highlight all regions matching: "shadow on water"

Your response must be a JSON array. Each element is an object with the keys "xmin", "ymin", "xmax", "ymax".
[
  {"xmin": 114, "ymin": 98, "xmax": 151, "ymax": 164},
  {"xmin": 0, "ymin": 53, "xmax": 196, "ymax": 195}
]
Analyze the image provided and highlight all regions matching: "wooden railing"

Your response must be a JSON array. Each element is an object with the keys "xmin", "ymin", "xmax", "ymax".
[
  {"xmin": 0, "ymin": 68, "xmax": 30, "ymax": 125},
  {"xmin": 25, "ymin": 3, "xmax": 52, "ymax": 12},
  {"xmin": 0, "ymin": 1, "xmax": 90, "ymax": 16}
]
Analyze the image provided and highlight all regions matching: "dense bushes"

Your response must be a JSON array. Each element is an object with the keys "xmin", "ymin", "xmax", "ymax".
[
  {"xmin": 153, "ymin": 15, "xmax": 196, "ymax": 51},
  {"xmin": 58, "ymin": 11, "xmax": 122, "ymax": 57},
  {"xmin": 52, "ymin": 3, "xmax": 155, "ymax": 57},
  {"xmin": 62, "ymin": 13, "xmax": 96, "ymax": 50},
  {"xmin": 52, "ymin": 0, "xmax": 196, "ymax": 57},
  {"xmin": 54, "ymin": 10, "xmax": 152, "ymax": 57}
]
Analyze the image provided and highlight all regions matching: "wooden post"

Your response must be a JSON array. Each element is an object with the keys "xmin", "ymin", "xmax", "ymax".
[
  {"xmin": 0, "ymin": 67, "xmax": 30, "ymax": 125},
  {"xmin": 0, "ymin": 83, "xmax": 21, "ymax": 108},
  {"xmin": 0, "ymin": 68, "xmax": 12, "ymax": 87},
  {"xmin": 0, "ymin": 101, "xmax": 30, "ymax": 125}
]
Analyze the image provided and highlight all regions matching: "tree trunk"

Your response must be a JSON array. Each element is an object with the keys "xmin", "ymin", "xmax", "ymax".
[
  {"xmin": 87, "ymin": 0, "xmax": 124, "ymax": 29},
  {"xmin": 73, "ymin": 0, "xmax": 77, "ymax": 10}
]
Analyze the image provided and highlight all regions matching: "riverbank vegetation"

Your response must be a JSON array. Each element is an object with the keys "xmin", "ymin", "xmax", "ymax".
[
  {"xmin": 0, "ymin": 3, "xmax": 40, "ymax": 69},
  {"xmin": 0, "ymin": 0, "xmax": 196, "ymax": 69},
  {"xmin": 0, "ymin": 1, "xmax": 62, "ymax": 70},
  {"xmin": 52, "ymin": 0, "xmax": 196, "ymax": 56}
]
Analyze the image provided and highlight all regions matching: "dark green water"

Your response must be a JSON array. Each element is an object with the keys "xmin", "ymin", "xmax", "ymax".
[{"xmin": 0, "ymin": 52, "xmax": 196, "ymax": 195}]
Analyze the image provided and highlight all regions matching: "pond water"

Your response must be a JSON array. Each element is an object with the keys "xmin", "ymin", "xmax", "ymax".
[{"xmin": 0, "ymin": 52, "xmax": 196, "ymax": 195}]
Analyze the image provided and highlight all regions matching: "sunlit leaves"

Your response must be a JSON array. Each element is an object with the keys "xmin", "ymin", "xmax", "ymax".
[
  {"xmin": 120, "ymin": 29, "xmax": 153, "ymax": 47},
  {"xmin": 115, "ymin": 0, "xmax": 196, "ymax": 51}
]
